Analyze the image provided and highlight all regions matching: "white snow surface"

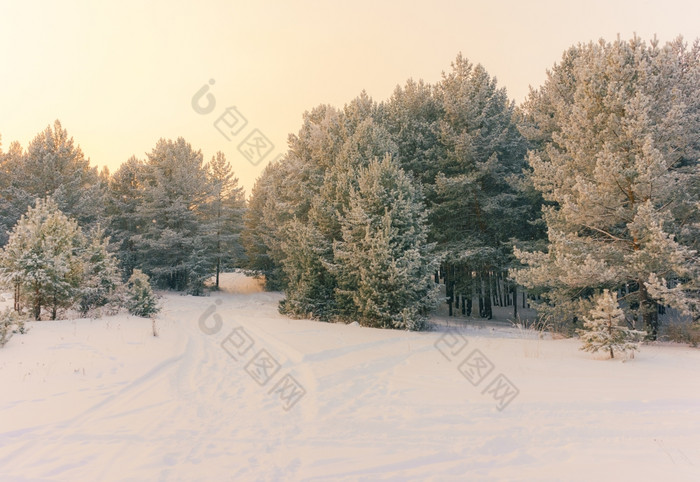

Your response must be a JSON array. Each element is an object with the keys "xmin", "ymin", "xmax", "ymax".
[{"xmin": 1, "ymin": 273, "xmax": 699, "ymax": 481}]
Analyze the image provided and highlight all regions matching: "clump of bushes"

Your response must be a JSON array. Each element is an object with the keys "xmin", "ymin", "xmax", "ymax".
[
  {"xmin": 664, "ymin": 321, "xmax": 700, "ymax": 347},
  {"xmin": 0, "ymin": 307, "xmax": 28, "ymax": 348}
]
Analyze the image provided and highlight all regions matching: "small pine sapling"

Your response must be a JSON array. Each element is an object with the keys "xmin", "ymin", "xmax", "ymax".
[
  {"xmin": 125, "ymin": 269, "xmax": 161, "ymax": 318},
  {"xmin": 577, "ymin": 290, "xmax": 639, "ymax": 359}
]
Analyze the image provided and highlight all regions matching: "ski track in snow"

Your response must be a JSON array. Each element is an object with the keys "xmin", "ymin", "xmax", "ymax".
[{"xmin": 1, "ymin": 273, "xmax": 700, "ymax": 481}]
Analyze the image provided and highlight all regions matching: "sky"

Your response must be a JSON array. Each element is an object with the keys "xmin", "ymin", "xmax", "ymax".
[{"xmin": 1, "ymin": 0, "xmax": 699, "ymax": 194}]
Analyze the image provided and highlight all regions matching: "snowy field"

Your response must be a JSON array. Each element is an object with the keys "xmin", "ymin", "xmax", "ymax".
[{"xmin": 1, "ymin": 273, "xmax": 699, "ymax": 481}]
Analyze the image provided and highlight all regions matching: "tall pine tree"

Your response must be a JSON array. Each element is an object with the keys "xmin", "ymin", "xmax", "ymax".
[
  {"xmin": 204, "ymin": 151, "xmax": 246, "ymax": 288},
  {"xmin": 514, "ymin": 37, "xmax": 700, "ymax": 338},
  {"xmin": 332, "ymin": 155, "xmax": 438, "ymax": 329},
  {"xmin": 132, "ymin": 138, "xmax": 210, "ymax": 291}
]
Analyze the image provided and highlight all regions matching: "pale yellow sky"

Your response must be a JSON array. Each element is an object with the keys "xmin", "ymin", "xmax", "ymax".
[{"xmin": 1, "ymin": 0, "xmax": 698, "ymax": 193}]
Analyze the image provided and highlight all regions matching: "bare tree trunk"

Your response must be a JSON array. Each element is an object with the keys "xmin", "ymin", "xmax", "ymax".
[
  {"xmin": 459, "ymin": 266, "xmax": 465, "ymax": 315},
  {"xmin": 502, "ymin": 274, "xmax": 508, "ymax": 308},
  {"xmin": 216, "ymin": 210, "xmax": 222, "ymax": 289},
  {"xmin": 501, "ymin": 272, "xmax": 507, "ymax": 307},
  {"xmin": 498, "ymin": 272, "xmax": 503, "ymax": 306},
  {"xmin": 478, "ymin": 272, "xmax": 485, "ymax": 318},
  {"xmin": 494, "ymin": 272, "xmax": 502, "ymax": 307},
  {"xmin": 51, "ymin": 291, "xmax": 58, "ymax": 320},
  {"xmin": 492, "ymin": 272, "xmax": 498, "ymax": 307},
  {"xmin": 14, "ymin": 282, "xmax": 20, "ymax": 312},
  {"xmin": 485, "ymin": 271, "xmax": 493, "ymax": 320},
  {"xmin": 445, "ymin": 265, "xmax": 453, "ymax": 317},
  {"xmin": 216, "ymin": 256, "xmax": 221, "ymax": 289},
  {"xmin": 453, "ymin": 265, "xmax": 459, "ymax": 316},
  {"xmin": 33, "ymin": 284, "xmax": 41, "ymax": 320},
  {"xmin": 639, "ymin": 281, "xmax": 658, "ymax": 340},
  {"xmin": 466, "ymin": 269, "xmax": 472, "ymax": 316}
]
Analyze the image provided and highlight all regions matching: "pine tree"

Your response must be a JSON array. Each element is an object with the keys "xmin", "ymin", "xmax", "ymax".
[
  {"xmin": 309, "ymin": 114, "xmax": 397, "ymax": 243},
  {"xmin": 277, "ymin": 219, "xmax": 336, "ymax": 319},
  {"xmin": 514, "ymin": 37, "xmax": 700, "ymax": 338},
  {"xmin": 0, "ymin": 122, "xmax": 106, "ymax": 249},
  {"xmin": 77, "ymin": 226, "xmax": 122, "ymax": 316},
  {"xmin": 265, "ymin": 96, "xmax": 403, "ymax": 319},
  {"xmin": 382, "ymin": 78, "xmax": 443, "ymax": 185},
  {"xmin": 427, "ymin": 55, "xmax": 534, "ymax": 318},
  {"xmin": 125, "ymin": 269, "xmax": 160, "ymax": 317},
  {"xmin": 243, "ymin": 106, "xmax": 344, "ymax": 291},
  {"xmin": 185, "ymin": 236, "xmax": 213, "ymax": 296},
  {"xmin": 105, "ymin": 156, "xmax": 146, "ymax": 277},
  {"xmin": 241, "ymin": 160, "xmax": 287, "ymax": 290},
  {"xmin": 332, "ymin": 155, "xmax": 439, "ymax": 330},
  {"xmin": 242, "ymin": 152, "xmax": 321, "ymax": 291},
  {"xmin": 578, "ymin": 290, "xmax": 639, "ymax": 359},
  {"xmin": 132, "ymin": 138, "xmax": 210, "ymax": 291},
  {"xmin": 0, "ymin": 198, "xmax": 84, "ymax": 320},
  {"xmin": 204, "ymin": 152, "xmax": 246, "ymax": 288},
  {"xmin": 18, "ymin": 121, "xmax": 104, "ymax": 227},
  {"xmin": 0, "ymin": 141, "xmax": 35, "ymax": 247}
]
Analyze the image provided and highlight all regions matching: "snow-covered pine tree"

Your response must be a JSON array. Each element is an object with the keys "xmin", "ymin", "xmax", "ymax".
[
  {"xmin": 514, "ymin": 37, "xmax": 700, "ymax": 338},
  {"xmin": 243, "ymin": 104, "xmax": 346, "ymax": 294},
  {"xmin": 241, "ymin": 159, "xmax": 288, "ymax": 290},
  {"xmin": 382, "ymin": 55, "xmax": 538, "ymax": 319},
  {"xmin": 277, "ymin": 219, "xmax": 336, "ymax": 319},
  {"xmin": 447, "ymin": 57, "xmax": 536, "ymax": 318},
  {"xmin": 0, "ymin": 198, "xmax": 84, "ymax": 320},
  {"xmin": 309, "ymin": 112, "xmax": 397, "ymax": 242},
  {"xmin": 305, "ymin": 105, "xmax": 398, "ymax": 317},
  {"xmin": 16, "ymin": 121, "xmax": 105, "ymax": 229},
  {"xmin": 204, "ymin": 151, "xmax": 246, "ymax": 289},
  {"xmin": 125, "ymin": 269, "xmax": 160, "ymax": 317},
  {"xmin": 382, "ymin": 78, "xmax": 442, "ymax": 186},
  {"xmin": 578, "ymin": 290, "xmax": 639, "ymax": 359},
  {"xmin": 242, "ymin": 151, "xmax": 323, "ymax": 292},
  {"xmin": 332, "ymin": 154, "xmax": 439, "ymax": 330},
  {"xmin": 185, "ymin": 236, "xmax": 213, "ymax": 296},
  {"xmin": 77, "ymin": 226, "xmax": 122, "ymax": 316},
  {"xmin": 0, "ymin": 141, "xmax": 35, "ymax": 247},
  {"xmin": 133, "ymin": 138, "xmax": 210, "ymax": 291},
  {"xmin": 105, "ymin": 156, "xmax": 146, "ymax": 277},
  {"xmin": 272, "ymin": 96, "xmax": 404, "ymax": 321}
]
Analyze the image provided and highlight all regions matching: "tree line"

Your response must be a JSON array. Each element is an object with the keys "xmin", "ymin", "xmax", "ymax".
[
  {"xmin": 243, "ymin": 38, "xmax": 699, "ymax": 337},
  {"xmin": 1, "ymin": 36, "xmax": 698, "ymax": 340},
  {"xmin": 0, "ymin": 125, "xmax": 244, "ymax": 319},
  {"xmin": 242, "ymin": 54, "xmax": 542, "ymax": 329}
]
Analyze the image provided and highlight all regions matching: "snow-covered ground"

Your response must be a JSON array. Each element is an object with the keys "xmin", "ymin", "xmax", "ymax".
[{"xmin": 1, "ymin": 273, "xmax": 699, "ymax": 481}]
